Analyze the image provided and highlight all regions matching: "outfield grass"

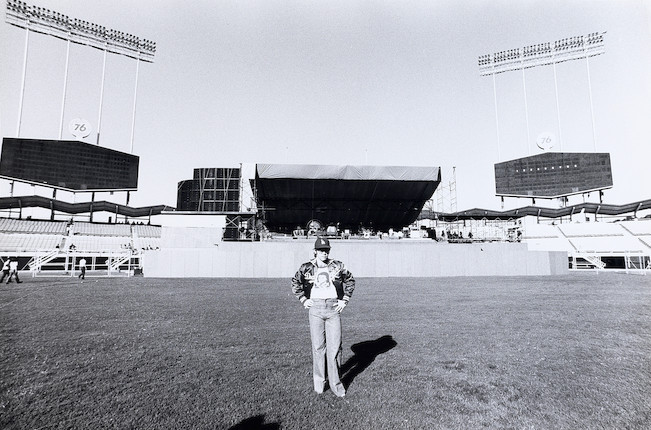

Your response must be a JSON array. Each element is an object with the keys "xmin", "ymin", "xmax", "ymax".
[{"xmin": 1, "ymin": 273, "xmax": 650, "ymax": 429}]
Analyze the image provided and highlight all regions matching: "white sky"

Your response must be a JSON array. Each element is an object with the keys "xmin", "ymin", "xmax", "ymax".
[{"xmin": 1, "ymin": 0, "xmax": 650, "ymax": 212}]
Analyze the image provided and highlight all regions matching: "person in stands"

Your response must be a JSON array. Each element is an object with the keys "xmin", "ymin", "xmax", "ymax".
[{"xmin": 291, "ymin": 237, "xmax": 356, "ymax": 397}]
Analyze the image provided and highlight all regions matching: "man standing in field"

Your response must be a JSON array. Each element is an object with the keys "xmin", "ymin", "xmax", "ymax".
[
  {"xmin": 78, "ymin": 258, "xmax": 87, "ymax": 280},
  {"xmin": 291, "ymin": 237, "xmax": 355, "ymax": 397},
  {"xmin": 6, "ymin": 257, "xmax": 22, "ymax": 284}
]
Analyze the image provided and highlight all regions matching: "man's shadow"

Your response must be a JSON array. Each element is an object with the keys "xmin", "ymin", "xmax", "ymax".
[
  {"xmin": 341, "ymin": 335, "xmax": 397, "ymax": 389},
  {"xmin": 228, "ymin": 415, "xmax": 279, "ymax": 430}
]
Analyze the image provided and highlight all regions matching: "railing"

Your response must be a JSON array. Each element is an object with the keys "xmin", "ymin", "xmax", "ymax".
[
  {"xmin": 570, "ymin": 251, "xmax": 649, "ymax": 274},
  {"xmin": 28, "ymin": 249, "xmax": 59, "ymax": 272},
  {"xmin": 108, "ymin": 254, "xmax": 132, "ymax": 272},
  {"xmin": 29, "ymin": 250, "xmax": 139, "ymax": 277}
]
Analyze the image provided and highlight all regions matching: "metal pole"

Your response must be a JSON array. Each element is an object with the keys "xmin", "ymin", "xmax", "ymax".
[
  {"xmin": 51, "ymin": 189, "xmax": 57, "ymax": 221},
  {"xmin": 125, "ymin": 191, "xmax": 130, "ymax": 223},
  {"xmin": 552, "ymin": 59, "xmax": 563, "ymax": 151},
  {"xmin": 130, "ymin": 57, "xmax": 140, "ymax": 154},
  {"xmin": 585, "ymin": 55, "xmax": 598, "ymax": 152},
  {"xmin": 521, "ymin": 61, "xmax": 531, "ymax": 155},
  {"xmin": 8, "ymin": 181, "xmax": 15, "ymax": 218},
  {"xmin": 16, "ymin": 27, "xmax": 30, "ymax": 138},
  {"xmin": 97, "ymin": 46, "xmax": 108, "ymax": 145},
  {"xmin": 239, "ymin": 163, "xmax": 243, "ymax": 212},
  {"xmin": 59, "ymin": 38, "xmax": 71, "ymax": 139},
  {"xmin": 451, "ymin": 166, "xmax": 457, "ymax": 213},
  {"xmin": 491, "ymin": 70, "xmax": 501, "ymax": 161},
  {"xmin": 90, "ymin": 191, "xmax": 95, "ymax": 223}
]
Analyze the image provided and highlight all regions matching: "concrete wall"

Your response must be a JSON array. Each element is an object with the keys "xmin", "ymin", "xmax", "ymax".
[{"xmin": 142, "ymin": 229, "xmax": 567, "ymax": 277}]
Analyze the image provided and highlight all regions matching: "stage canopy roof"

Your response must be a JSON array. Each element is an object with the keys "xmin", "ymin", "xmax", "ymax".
[{"xmin": 255, "ymin": 164, "xmax": 441, "ymax": 232}]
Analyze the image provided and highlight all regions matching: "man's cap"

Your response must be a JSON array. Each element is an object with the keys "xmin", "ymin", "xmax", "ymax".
[{"xmin": 314, "ymin": 237, "xmax": 331, "ymax": 250}]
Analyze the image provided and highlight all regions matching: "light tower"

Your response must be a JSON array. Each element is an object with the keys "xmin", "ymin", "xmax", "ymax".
[
  {"xmin": 5, "ymin": 0, "xmax": 157, "ymax": 152},
  {"xmin": 478, "ymin": 32, "xmax": 605, "ymax": 159}
]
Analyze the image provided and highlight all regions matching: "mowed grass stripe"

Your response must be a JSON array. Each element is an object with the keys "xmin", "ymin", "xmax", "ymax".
[{"xmin": 1, "ymin": 274, "xmax": 649, "ymax": 429}]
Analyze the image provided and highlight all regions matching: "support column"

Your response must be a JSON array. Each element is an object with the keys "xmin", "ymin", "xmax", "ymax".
[
  {"xmin": 59, "ymin": 38, "xmax": 71, "ymax": 139},
  {"xmin": 16, "ymin": 27, "xmax": 30, "ymax": 137},
  {"xmin": 130, "ymin": 57, "xmax": 141, "ymax": 153},
  {"xmin": 97, "ymin": 46, "xmax": 108, "ymax": 145}
]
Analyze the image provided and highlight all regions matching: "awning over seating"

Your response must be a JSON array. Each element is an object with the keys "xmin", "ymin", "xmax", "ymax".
[{"xmin": 255, "ymin": 164, "xmax": 440, "ymax": 232}]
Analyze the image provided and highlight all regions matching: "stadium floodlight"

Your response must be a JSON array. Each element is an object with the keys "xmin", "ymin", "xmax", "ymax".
[
  {"xmin": 479, "ymin": 32, "xmax": 606, "ymax": 158},
  {"xmin": 5, "ymin": 0, "xmax": 156, "ymax": 153},
  {"xmin": 5, "ymin": 0, "xmax": 156, "ymax": 62},
  {"xmin": 478, "ymin": 32, "xmax": 604, "ymax": 76}
]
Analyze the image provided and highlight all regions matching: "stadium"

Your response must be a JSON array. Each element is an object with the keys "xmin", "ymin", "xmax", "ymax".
[
  {"xmin": 1, "ymin": 1, "xmax": 650, "ymax": 429},
  {"xmin": 2, "ymin": 139, "xmax": 650, "ymax": 277}
]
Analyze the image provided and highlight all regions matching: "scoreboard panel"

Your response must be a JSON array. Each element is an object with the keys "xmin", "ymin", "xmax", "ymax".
[
  {"xmin": 0, "ymin": 138, "xmax": 139, "ymax": 191},
  {"xmin": 495, "ymin": 152, "xmax": 612, "ymax": 198}
]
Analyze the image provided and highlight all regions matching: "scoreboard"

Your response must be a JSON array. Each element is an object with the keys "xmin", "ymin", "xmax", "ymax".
[
  {"xmin": 0, "ymin": 138, "xmax": 139, "ymax": 191},
  {"xmin": 495, "ymin": 152, "xmax": 612, "ymax": 198}
]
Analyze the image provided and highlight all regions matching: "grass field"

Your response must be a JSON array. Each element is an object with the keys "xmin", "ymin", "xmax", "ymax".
[{"xmin": 1, "ymin": 273, "xmax": 650, "ymax": 429}]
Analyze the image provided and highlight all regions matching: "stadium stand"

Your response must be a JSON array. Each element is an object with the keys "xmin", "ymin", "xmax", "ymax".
[
  {"xmin": 557, "ymin": 222, "xmax": 625, "ymax": 237},
  {"xmin": 133, "ymin": 224, "xmax": 161, "ymax": 238},
  {"xmin": 0, "ymin": 196, "xmax": 648, "ymax": 274},
  {"xmin": 0, "ymin": 218, "xmax": 67, "ymax": 234},
  {"xmin": 618, "ymin": 219, "xmax": 651, "ymax": 235},
  {"xmin": 521, "ymin": 223, "xmax": 575, "ymax": 252},
  {"xmin": 70, "ymin": 222, "xmax": 132, "ymax": 237},
  {"xmin": 523, "ymin": 221, "xmax": 651, "ymax": 253},
  {"xmin": 618, "ymin": 221, "xmax": 651, "ymax": 253},
  {"xmin": 65, "ymin": 235, "xmax": 130, "ymax": 252},
  {"xmin": 0, "ymin": 233, "xmax": 62, "ymax": 252},
  {"xmin": 520, "ymin": 219, "xmax": 651, "ymax": 271},
  {"xmin": 132, "ymin": 237, "xmax": 161, "ymax": 251},
  {"xmin": 0, "ymin": 217, "xmax": 162, "ymax": 275},
  {"xmin": 556, "ymin": 222, "xmax": 645, "ymax": 253}
]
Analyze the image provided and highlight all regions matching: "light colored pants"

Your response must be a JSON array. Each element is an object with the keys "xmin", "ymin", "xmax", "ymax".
[{"xmin": 308, "ymin": 298, "xmax": 346, "ymax": 397}]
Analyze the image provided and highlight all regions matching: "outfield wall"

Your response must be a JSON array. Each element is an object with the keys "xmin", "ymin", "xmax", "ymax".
[{"xmin": 141, "ymin": 228, "xmax": 567, "ymax": 277}]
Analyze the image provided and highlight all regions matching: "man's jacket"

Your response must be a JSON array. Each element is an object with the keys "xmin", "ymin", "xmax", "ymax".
[{"xmin": 291, "ymin": 258, "xmax": 355, "ymax": 303}]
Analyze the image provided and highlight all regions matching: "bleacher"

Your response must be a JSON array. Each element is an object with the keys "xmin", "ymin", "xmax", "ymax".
[
  {"xmin": 131, "ymin": 224, "xmax": 162, "ymax": 251},
  {"xmin": 0, "ymin": 217, "xmax": 163, "ymax": 275},
  {"xmin": 0, "ymin": 218, "xmax": 161, "ymax": 254},
  {"xmin": 0, "ymin": 218, "xmax": 67, "ymax": 234},
  {"xmin": 133, "ymin": 224, "xmax": 161, "ymax": 238},
  {"xmin": 521, "ymin": 223, "xmax": 575, "ymax": 252},
  {"xmin": 523, "ymin": 220, "xmax": 651, "ymax": 254},
  {"xmin": 617, "ymin": 220, "xmax": 651, "ymax": 249},
  {"xmin": 0, "ymin": 233, "xmax": 63, "ymax": 253},
  {"xmin": 616, "ymin": 219, "xmax": 651, "ymax": 235},
  {"xmin": 557, "ymin": 222, "xmax": 625, "ymax": 237},
  {"xmin": 133, "ymin": 237, "xmax": 161, "ymax": 251},
  {"xmin": 66, "ymin": 235, "xmax": 131, "ymax": 252},
  {"xmin": 70, "ymin": 222, "xmax": 132, "ymax": 237}
]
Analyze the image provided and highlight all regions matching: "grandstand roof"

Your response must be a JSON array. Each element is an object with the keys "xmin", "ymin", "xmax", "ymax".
[
  {"xmin": 0, "ymin": 195, "xmax": 173, "ymax": 218},
  {"xmin": 255, "ymin": 164, "xmax": 440, "ymax": 232},
  {"xmin": 418, "ymin": 199, "xmax": 651, "ymax": 221}
]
